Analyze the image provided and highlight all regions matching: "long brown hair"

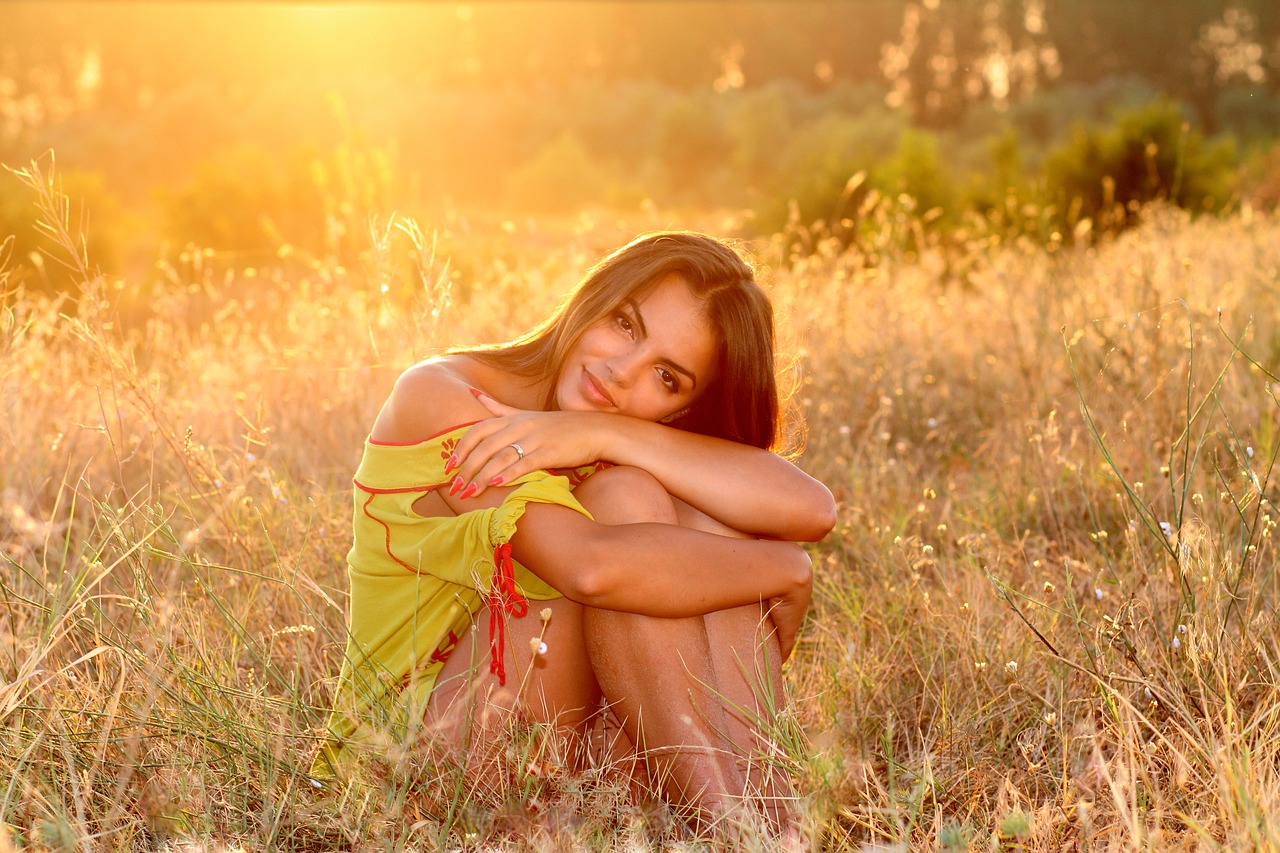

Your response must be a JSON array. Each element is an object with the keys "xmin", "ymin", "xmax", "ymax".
[{"xmin": 462, "ymin": 231, "xmax": 781, "ymax": 450}]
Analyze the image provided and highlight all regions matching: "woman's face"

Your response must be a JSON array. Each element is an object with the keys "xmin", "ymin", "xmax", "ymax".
[{"xmin": 555, "ymin": 273, "xmax": 717, "ymax": 422}]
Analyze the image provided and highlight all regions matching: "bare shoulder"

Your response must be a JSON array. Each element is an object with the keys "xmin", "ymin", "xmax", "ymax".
[{"xmin": 368, "ymin": 356, "xmax": 489, "ymax": 444}]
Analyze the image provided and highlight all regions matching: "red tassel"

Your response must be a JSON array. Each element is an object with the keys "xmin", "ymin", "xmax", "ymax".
[{"xmin": 488, "ymin": 542, "xmax": 528, "ymax": 685}]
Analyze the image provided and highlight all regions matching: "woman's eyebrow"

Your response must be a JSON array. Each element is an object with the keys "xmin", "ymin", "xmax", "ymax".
[
  {"xmin": 622, "ymin": 298, "xmax": 646, "ymax": 336},
  {"xmin": 667, "ymin": 360, "xmax": 698, "ymax": 390}
]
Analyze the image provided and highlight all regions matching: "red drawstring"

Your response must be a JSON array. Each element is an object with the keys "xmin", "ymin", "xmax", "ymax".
[{"xmin": 488, "ymin": 542, "xmax": 528, "ymax": 685}]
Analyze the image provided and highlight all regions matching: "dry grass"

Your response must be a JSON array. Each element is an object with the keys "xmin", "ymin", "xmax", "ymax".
[{"xmin": 3, "ymin": 157, "xmax": 1280, "ymax": 850}]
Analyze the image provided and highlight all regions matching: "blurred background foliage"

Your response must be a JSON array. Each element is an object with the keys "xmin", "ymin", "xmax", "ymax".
[{"xmin": 2, "ymin": 0, "xmax": 1280, "ymax": 292}]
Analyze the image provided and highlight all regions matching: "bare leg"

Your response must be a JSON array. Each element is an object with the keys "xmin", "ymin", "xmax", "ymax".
[
  {"xmin": 421, "ymin": 465, "xmax": 801, "ymax": 834},
  {"xmin": 424, "ymin": 593, "xmax": 602, "ymax": 780},
  {"xmin": 573, "ymin": 467, "xmax": 799, "ymax": 833},
  {"xmin": 678, "ymin": 504, "xmax": 798, "ymax": 827}
]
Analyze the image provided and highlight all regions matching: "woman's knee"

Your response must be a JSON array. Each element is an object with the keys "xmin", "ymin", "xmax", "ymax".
[{"xmin": 573, "ymin": 465, "xmax": 678, "ymax": 526}]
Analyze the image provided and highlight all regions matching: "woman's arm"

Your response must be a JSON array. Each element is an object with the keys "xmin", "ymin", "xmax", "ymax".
[
  {"xmin": 450, "ymin": 393, "xmax": 837, "ymax": 542},
  {"xmin": 511, "ymin": 501, "xmax": 813, "ymax": 660},
  {"xmin": 368, "ymin": 361, "xmax": 815, "ymax": 657}
]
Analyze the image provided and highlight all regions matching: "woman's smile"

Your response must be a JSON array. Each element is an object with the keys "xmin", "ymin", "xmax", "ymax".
[
  {"xmin": 555, "ymin": 273, "xmax": 718, "ymax": 422},
  {"xmin": 580, "ymin": 368, "xmax": 616, "ymax": 408}
]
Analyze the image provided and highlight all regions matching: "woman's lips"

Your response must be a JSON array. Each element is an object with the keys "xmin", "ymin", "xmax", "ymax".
[{"xmin": 582, "ymin": 369, "xmax": 615, "ymax": 408}]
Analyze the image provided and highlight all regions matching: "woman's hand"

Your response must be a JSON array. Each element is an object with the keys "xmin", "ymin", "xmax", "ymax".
[
  {"xmin": 445, "ymin": 390, "xmax": 609, "ymax": 499},
  {"xmin": 767, "ymin": 547, "xmax": 813, "ymax": 663}
]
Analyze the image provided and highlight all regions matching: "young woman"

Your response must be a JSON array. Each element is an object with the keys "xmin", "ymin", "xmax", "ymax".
[{"xmin": 316, "ymin": 232, "xmax": 835, "ymax": 833}]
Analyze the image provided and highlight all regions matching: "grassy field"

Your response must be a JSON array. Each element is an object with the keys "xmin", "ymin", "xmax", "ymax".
[{"xmin": 3, "ymin": 160, "xmax": 1280, "ymax": 850}]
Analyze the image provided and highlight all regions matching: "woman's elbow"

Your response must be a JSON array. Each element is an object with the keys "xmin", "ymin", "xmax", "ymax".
[
  {"xmin": 796, "ymin": 487, "xmax": 838, "ymax": 542},
  {"xmin": 547, "ymin": 538, "xmax": 619, "ymax": 607}
]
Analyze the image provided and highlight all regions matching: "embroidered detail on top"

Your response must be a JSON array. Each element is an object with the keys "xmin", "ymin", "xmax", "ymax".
[
  {"xmin": 431, "ymin": 629, "xmax": 462, "ymax": 664},
  {"xmin": 551, "ymin": 461, "xmax": 613, "ymax": 488},
  {"xmin": 488, "ymin": 542, "xmax": 529, "ymax": 684}
]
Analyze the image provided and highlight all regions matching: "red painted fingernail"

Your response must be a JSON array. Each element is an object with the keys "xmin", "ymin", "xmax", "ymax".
[
  {"xmin": 461, "ymin": 483, "xmax": 478, "ymax": 499},
  {"xmin": 449, "ymin": 476, "xmax": 464, "ymax": 496},
  {"xmin": 445, "ymin": 454, "xmax": 459, "ymax": 473},
  {"xmin": 489, "ymin": 476, "xmax": 504, "ymax": 487},
  {"xmin": 469, "ymin": 387, "xmax": 485, "ymax": 398}
]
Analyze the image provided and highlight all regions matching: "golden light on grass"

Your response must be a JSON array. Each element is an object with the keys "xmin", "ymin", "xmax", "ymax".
[{"xmin": 4, "ymin": 149, "xmax": 1280, "ymax": 848}]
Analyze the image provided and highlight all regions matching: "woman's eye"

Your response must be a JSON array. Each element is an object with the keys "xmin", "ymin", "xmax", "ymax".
[
  {"xmin": 615, "ymin": 313, "xmax": 634, "ymax": 336},
  {"xmin": 657, "ymin": 367, "xmax": 678, "ymax": 392}
]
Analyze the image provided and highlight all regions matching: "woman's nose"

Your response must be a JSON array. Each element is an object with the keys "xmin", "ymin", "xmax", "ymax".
[{"xmin": 605, "ymin": 350, "xmax": 642, "ymax": 386}]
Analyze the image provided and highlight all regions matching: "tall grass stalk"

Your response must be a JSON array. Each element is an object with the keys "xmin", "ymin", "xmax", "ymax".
[{"xmin": 4, "ymin": 150, "xmax": 1280, "ymax": 849}]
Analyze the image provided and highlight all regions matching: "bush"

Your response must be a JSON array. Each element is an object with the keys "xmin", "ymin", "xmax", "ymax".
[
  {"xmin": 871, "ymin": 128, "xmax": 953, "ymax": 216},
  {"xmin": 160, "ymin": 140, "xmax": 401, "ymax": 261},
  {"xmin": 1043, "ymin": 98, "xmax": 1236, "ymax": 233},
  {"xmin": 1239, "ymin": 140, "xmax": 1280, "ymax": 210},
  {"xmin": 754, "ymin": 107, "xmax": 907, "ymax": 233},
  {"xmin": 503, "ymin": 132, "xmax": 611, "ymax": 213}
]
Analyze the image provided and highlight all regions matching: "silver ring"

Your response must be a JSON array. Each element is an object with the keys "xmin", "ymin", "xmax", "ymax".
[{"xmin": 510, "ymin": 443, "xmax": 525, "ymax": 461}]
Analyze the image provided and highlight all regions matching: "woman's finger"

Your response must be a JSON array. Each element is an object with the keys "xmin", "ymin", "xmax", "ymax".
[
  {"xmin": 452, "ymin": 419, "xmax": 537, "ymax": 491},
  {"xmin": 446, "ymin": 416, "xmax": 509, "ymax": 475},
  {"xmin": 459, "ymin": 439, "xmax": 537, "ymax": 499},
  {"xmin": 470, "ymin": 387, "xmax": 521, "ymax": 416}
]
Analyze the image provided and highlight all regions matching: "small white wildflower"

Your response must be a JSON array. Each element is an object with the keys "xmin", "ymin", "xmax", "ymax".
[
  {"xmin": 1144, "ymin": 687, "xmax": 1154, "ymax": 699},
  {"xmin": 922, "ymin": 544, "xmax": 934, "ymax": 556},
  {"xmin": 927, "ymin": 418, "xmax": 938, "ymax": 429},
  {"xmin": 245, "ymin": 451, "xmax": 257, "ymax": 462},
  {"xmin": 838, "ymin": 424, "xmax": 851, "ymax": 436},
  {"xmin": 1043, "ymin": 581, "xmax": 1056, "ymax": 594},
  {"xmin": 309, "ymin": 778, "xmax": 323, "ymax": 790},
  {"xmin": 1247, "ymin": 446, "xmax": 1255, "ymax": 459},
  {"xmin": 1177, "ymin": 624, "xmax": 1187, "ymax": 634},
  {"xmin": 1005, "ymin": 660, "xmax": 1018, "ymax": 674},
  {"xmin": 1172, "ymin": 636, "xmax": 1182, "ymax": 650},
  {"xmin": 974, "ymin": 660, "xmax": 987, "ymax": 670},
  {"xmin": 1159, "ymin": 521, "xmax": 1173, "ymax": 538},
  {"xmin": 1095, "ymin": 587, "xmax": 1105, "ymax": 600}
]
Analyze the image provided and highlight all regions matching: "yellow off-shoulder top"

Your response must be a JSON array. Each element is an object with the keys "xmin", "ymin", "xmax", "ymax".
[{"xmin": 313, "ymin": 421, "xmax": 604, "ymax": 776}]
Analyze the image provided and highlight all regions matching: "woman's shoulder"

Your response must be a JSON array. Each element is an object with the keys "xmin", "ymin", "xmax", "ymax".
[{"xmin": 370, "ymin": 356, "xmax": 489, "ymax": 445}]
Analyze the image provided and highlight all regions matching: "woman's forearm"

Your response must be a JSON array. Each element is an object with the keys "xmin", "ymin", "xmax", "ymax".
[
  {"xmin": 511, "ymin": 503, "xmax": 812, "ymax": 617},
  {"xmin": 595, "ymin": 415, "xmax": 836, "ymax": 541}
]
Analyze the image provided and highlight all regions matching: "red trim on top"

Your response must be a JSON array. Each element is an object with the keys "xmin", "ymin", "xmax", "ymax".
[
  {"xmin": 361, "ymin": 483, "xmax": 529, "ymax": 686},
  {"xmin": 361, "ymin": 491, "xmax": 427, "ymax": 575},
  {"xmin": 354, "ymin": 478, "xmax": 446, "ymax": 496},
  {"xmin": 367, "ymin": 419, "xmax": 481, "ymax": 447}
]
